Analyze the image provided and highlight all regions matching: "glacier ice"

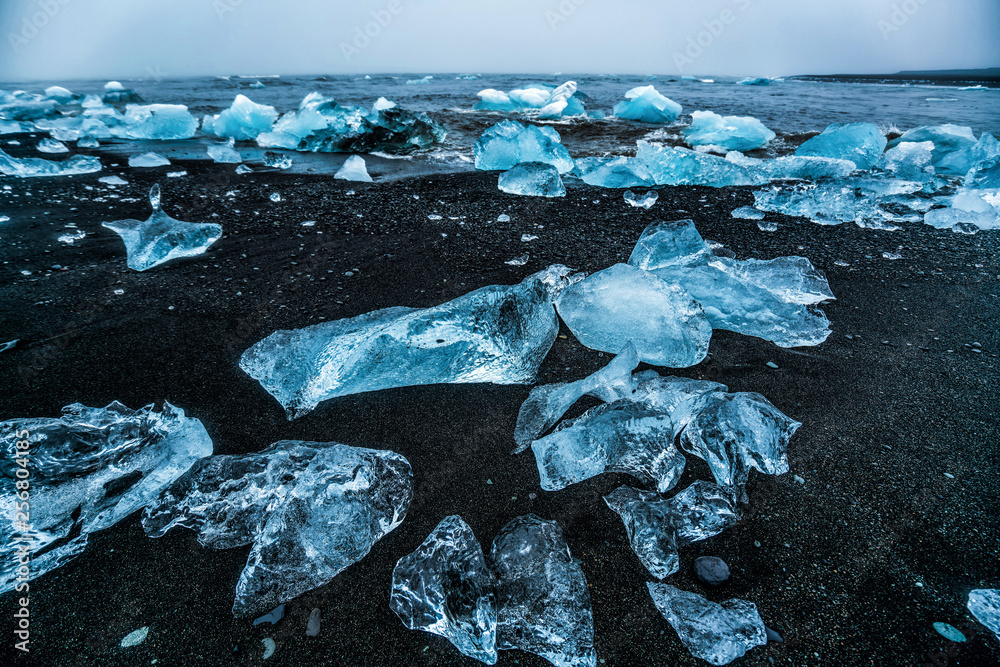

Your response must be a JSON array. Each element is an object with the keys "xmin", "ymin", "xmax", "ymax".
[
  {"xmin": 936, "ymin": 133, "xmax": 1000, "ymax": 176},
  {"xmin": 406, "ymin": 76, "xmax": 433, "ymax": 85},
  {"xmin": 117, "ymin": 104, "xmax": 199, "ymax": 140},
  {"xmin": 794, "ymin": 122, "xmax": 887, "ymax": 170},
  {"xmin": 647, "ymin": 583, "xmax": 767, "ymax": 665},
  {"xmin": 102, "ymin": 184, "xmax": 223, "ymax": 271},
  {"xmin": 0, "ymin": 402, "xmax": 212, "ymax": 594},
  {"xmin": 206, "ymin": 137, "xmax": 242, "ymax": 164},
  {"xmin": 879, "ymin": 141, "xmax": 935, "ymax": 180},
  {"xmin": 390, "ymin": 515, "xmax": 497, "ymax": 664},
  {"xmin": 613, "ymin": 86, "xmax": 681, "ymax": 124},
  {"xmin": 498, "ymin": 162, "xmax": 566, "ymax": 197},
  {"xmin": 683, "ymin": 110, "xmax": 776, "ymax": 152},
  {"xmin": 37, "ymin": 138, "xmax": 68, "ymax": 153},
  {"xmin": 887, "ymin": 124, "xmax": 977, "ymax": 164},
  {"xmin": 475, "ymin": 120, "xmax": 575, "ymax": 173},
  {"xmin": 129, "ymin": 152, "xmax": 170, "ymax": 167},
  {"xmin": 731, "ymin": 205, "xmax": 764, "ymax": 220},
  {"xmin": 923, "ymin": 190, "xmax": 1000, "ymax": 231},
  {"xmin": 575, "ymin": 157, "xmax": 652, "ymax": 188},
  {"xmin": 752, "ymin": 178, "xmax": 923, "ymax": 229},
  {"xmin": 725, "ymin": 152, "xmax": 857, "ymax": 181},
  {"xmin": 99, "ymin": 175, "xmax": 128, "ymax": 186},
  {"xmin": 202, "ymin": 94, "xmax": 278, "ymax": 140},
  {"xmin": 967, "ymin": 589, "xmax": 1000, "ymax": 643},
  {"xmin": 636, "ymin": 141, "xmax": 761, "ymax": 187},
  {"xmin": 77, "ymin": 135, "xmax": 99, "ymax": 148},
  {"xmin": 43, "ymin": 85, "xmax": 76, "ymax": 103},
  {"xmin": 604, "ymin": 482, "xmax": 740, "ymax": 578},
  {"xmin": 965, "ymin": 155, "xmax": 1000, "ymax": 189},
  {"xmin": 737, "ymin": 77, "xmax": 774, "ymax": 86},
  {"xmin": 538, "ymin": 81, "xmax": 584, "ymax": 119},
  {"xmin": 240, "ymin": 266, "xmax": 574, "ymax": 418},
  {"xmin": 0, "ymin": 147, "xmax": 101, "ymax": 178},
  {"xmin": 143, "ymin": 440, "xmax": 412, "ymax": 616},
  {"xmin": 474, "ymin": 82, "xmax": 585, "ymax": 118},
  {"xmin": 263, "ymin": 151, "xmax": 292, "ymax": 169},
  {"xmin": 334, "ymin": 155, "xmax": 373, "ymax": 182},
  {"xmin": 624, "ymin": 190, "xmax": 658, "ymax": 208}
]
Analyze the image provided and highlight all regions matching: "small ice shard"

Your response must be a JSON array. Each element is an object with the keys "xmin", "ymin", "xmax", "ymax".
[
  {"xmin": 116, "ymin": 104, "xmax": 198, "ymax": 140},
  {"xmin": 0, "ymin": 340, "xmax": 17, "ymax": 353},
  {"xmin": 646, "ymin": 583, "xmax": 766, "ymax": 665},
  {"xmin": 505, "ymin": 254, "xmax": 529, "ymax": 266},
  {"xmin": 499, "ymin": 162, "xmax": 566, "ymax": 197},
  {"xmin": 263, "ymin": 151, "xmax": 292, "ymax": 169},
  {"xmin": 334, "ymin": 155, "xmax": 373, "ymax": 182},
  {"xmin": 202, "ymin": 94, "xmax": 278, "ymax": 140},
  {"xmin": 306, "ymin": 608, "xmax": 321, "ymax": 636},
  {"xmin": 103, "ymin": 185, "xmax": 223, "ymax": 271},
  {"xmin": 613, "ymin": 85, "xmax": 682, "ymax": 124},
  {"xmin": 936, "ymin": 133, "xmax": 1000, "ymax": 176},
  {"xmin": 731, "ymin": 205, "xmax": 764, "ymax": 220},
  {"xmin": 240, "ymin": 266, "xmax": 572, "ymax": 418},
  {"xmin": 77, "ymin": 136, "xmax": 99, "ymax": 148},
  {"xmin": 575, "ymin": 157, "xmax": 652, "ymax": 188},
  {"xmin": 538, "ymin": 81, "xmax": 582, "ymax": 119},
  {"xmin": 37, "ymin": 137, "xmax": 68, "ymax": 153},
  {"xmin": 0, "ymin": 402, "xmax": 212, "ymax": 595},
  {"xmin": 624, "ymin": 190, "xmax": 658, "ymax": 208},
  {"xmin": 683, "ymin": 111, "xmax": 776, "ymax": 151},
  {"xmin": 794, "ymin": 123, "xmax": 886, "ymax": 170},
  {"xmin": 0, "ymin": 147, "xmax": 101, "ymax": 178},
  {"xmin": 879, "ymin": 141, "xmax": 935, "ymax": 180},
  {"xmin": 555, "ymin": 263, "xmax": 711, "ymax": 367},
  {"xmin": 887, "ymin": 124, "xmax": 977, "ymax": 164},
  {"xmin": 497, "ymin": 214, "xmax": 511, "ymax": 222},
  {"xmin": 636, "ymin": 141, "xmax": 760, "ymax": 187},
  {"xmin": 474, "ymin": 120, "xmax": 575, "ymax": 173},
  {"xmin": 269, "ymin": 192, "xmax": 282, "ymax": 202},
  {"xmin": 207, "ymin": 137, "xmax": 242, "ymax": 164},
  {"xmin": 253, "ymin": 604, "xmax": 286, "ymax": 626},
  {"xmin": 58, "ymin": 229, "xmax": 86, "ymax": 244},
  {"xmin": 120, "ymin": 626, "xmax": 149, "ymax": 648},
  {"xmin": 521, "ymin": 233, "xmax": 538, "ymax": 242},
  {"xmin": 604, "ymin": 482, "xmax": 740, "ymax": 578},
  {"xmin": 128, "ymin": 152, "xmax": 170, "ymax": 168},
  {"xmin": 968, "ymin": 589, "xmax": 1000, "ymax": 642},
  {"xmin": 752, "ymin": 177, "xmax": 920, "ymax": 229},
  {"xmin": 99, "ymin": 175, "xmax": 128, "ymax": 186},
  {"xmin": 492, "ymin": 515, "xmax": 597, "ymax": 667},
  {"xmin": 167, "ymin": 171, "xmax": 186, "ymax": 178},
  {"xmin": 235, "ymin": 164, "xmax": 253, "ymax": 174},
  {"xmin": 143, "ymin": 441, "xmax": 412, "ymax": 616},
  {"xmin": 391, "ymin": 515, "xmax": 497, "ymax": 664}
]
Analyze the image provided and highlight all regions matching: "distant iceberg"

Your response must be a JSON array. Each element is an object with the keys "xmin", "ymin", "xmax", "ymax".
[
  {"xmin": 474, "ymin": 81, "xmax": 585, "ymax": 117},
  {"xmin": 613, "ymin": 85, "xmax": 681, "ymax": 124}
]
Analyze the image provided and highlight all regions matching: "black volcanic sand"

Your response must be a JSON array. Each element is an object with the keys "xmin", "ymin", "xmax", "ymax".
[{"xmin": 1, "ymin": 156, "xmax": 999, "ymax": 667}]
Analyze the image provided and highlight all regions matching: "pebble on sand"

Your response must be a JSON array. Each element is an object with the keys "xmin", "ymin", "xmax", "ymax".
[
  {"xmin": 120, "ymin": 626, "xmax": 149, "ymax": 648},
  {"xmin": 693, "ymin": 556, "xmax": 730, "ymax": 585}
]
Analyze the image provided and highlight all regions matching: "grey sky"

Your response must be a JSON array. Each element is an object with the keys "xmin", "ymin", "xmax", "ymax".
[{"xmin": 1, "ymin": 0, "xmax": 997, "ymax": 82}]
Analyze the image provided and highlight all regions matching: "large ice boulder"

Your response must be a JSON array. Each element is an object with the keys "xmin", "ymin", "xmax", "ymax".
[
  {"xmin": 202, "ymin": 94, "xmax": 278, "ymax": 140},
  {"xmin": 683, "ymin": 110, "xmax": 775, "ymax": 151},
  {"xmin": 887, "ymin": 124, "xmax": 977, "ymax": 164},
  {"xmin": 613, "ymin": 85, "xmax": 682, "ymax": 124},
  {"xmin": 794, "ymin": 122, "xmax": 886, "ymax": 170},
  {"xmin": 474, "ymin": 120, "xmax": 575, "ymax": 173}
]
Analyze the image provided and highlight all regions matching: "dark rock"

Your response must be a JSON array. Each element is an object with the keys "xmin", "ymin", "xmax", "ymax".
[
  {"xmin": 693, "ymin": 556, "xmax": 730, "ymax": 585},
  {"xmin": 765, "ymin": 625, "xmax": 783, "ymax": 643}
]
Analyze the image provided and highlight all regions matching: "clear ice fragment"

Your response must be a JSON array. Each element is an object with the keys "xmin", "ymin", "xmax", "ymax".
[
  {"xmin": 968, "ymin": 589, "xmax": 1000, "ymax": 643},
  {"xmin": 683, "ymin": 110, "xmax": 775, "ymax": 151},
  {"xmin": 262, "ymin": 151, "xmax": 292, "ymax": 169},
  {"xmin": 334, "ymin": 155, "xmax": 373, "ymax": 182},
  {"xmin": 624, "ymin": 190, "xmax": 658, "ymax": 208},
  {"xmin": 498, "ymin": 162, "xmax": 566, "ymax": 197},
  {"xmin": 475, "ymin": 120, "xmax": 575, "ymax": 173},
  {"xmin": 575, "ymin": 157, "xmax": 652, "ymax": 188},
  {"xmin": 129, "ymin": 152, "xmax": 170, "ymax": 167},
  {"xmin": 794, "ymin": 122, "xmax": 886, "ymax": 170},
  {"xmin": 0, "ymin": 147, "xmax": 101, "ymax": 178},
  {"xmin": 37, "ymin": 138, "xmax": 68, "ymax": 153},
  {"xmin": 207, "ymin": 137, "xmax": 242, "ymax": 164},
  {"xmin": 636, "ymin": 141, "xmax": 761, "ymax": 187}
]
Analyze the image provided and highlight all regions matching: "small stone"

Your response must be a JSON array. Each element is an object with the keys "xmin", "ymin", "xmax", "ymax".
[
  {"xmin": 306, "ymin": 608, "xmax": 321, "ymax": 637},
  {"xmin": 754, "ymin": 540, "xmax": 761, "ymax": 547},
  {"xmin": 120, "ymin": 626, "xmax": 149, "ymax": 648},
  {"xmin": 766, "ymin": 361, "xmax": 779, "ymax": 369},
  {"xmin": 764, "ymin": 625, "xmax": 783, "ymax": 643},
  {"xmin": 933, "ymin": 622, "xmax": 966, "ymax": 642},
  {"xmin": 693, "ymin": 556, "xmax": 730, "ymax": 585}
]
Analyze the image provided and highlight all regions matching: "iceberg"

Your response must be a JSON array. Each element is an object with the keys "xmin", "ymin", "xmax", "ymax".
[
  {"xmin": 646, "ymin": 583, "xmax": 767, "ymax": 665},
  {"xmin": 102, "ymin": 185, "xmax": 223, "ymax": 271},
  {"xmin": 406, "ymin": 76, "xmax": 433, "ymax": 85},
  {"xmin": 143, "ymin": 441, "xmax": 412, "ymax": 616},
  {"xmin": 923, "ymin": 190, "xmax": 1000, "ymax": 231},
  {"xmin": 968, "ymin": 589, "xmax": 1000, "ymax": 642},
  {"xmin": 0, "ymin": 402, "xmax": 212, "ymax": 594},
  {"xmin": 604, "ymin": 482, "xmax": 740, "ymax": 578},
  {"xmin": 879, "ymin": 141, "xmax": 935, "ymax": 180},
  {"xmin": 636, "ymin": 141, "xmax": 761, "ymax": 187},
  {"xmin": 498, "ymin": 162, "xmax": 566, "ymax": 197},
  {"xmin": 102, "ymin": 84, "xmax": 143, "ymax": 104},
  {"xmin": 206, "ymin": 137, "xmax": 242, "ymax": 164},
  {"xmin": 37, "ymin": 138, "xmax": 68, "ymax": 153},
  {"xmin": 0, "ymin": 147, "xmax": 101, "ymax": 178},
  {"xmin": 887, "ymin": 124, "xmax": 977, "ymax": 164},
  {"xmin": 936, "ymin": 133, "xmax": 1000, "ymax": 176},
  {"xmin": 202, "ymin": 94, "xmax": 278, "ymax": 140},
  {"xmin": 474, "ymin": 120, "xmax": 575, "ymax": 173},
  {"xmin": 737, "ymin": 76, "xmax": 774, "ymax": 86},
  {"xmin": 334, "ymin": 155, "xmax": 373, "ymax": 182},
  {"xmin": 128, "ymin": 152, "xmax": 170, "ymax": 167},
  {"xmin": 575, "ymin": 157, "xmax": 652, "ymax": 188},
  {"xmin": 613, "ymin": 86, "xmax": 681, "ymax": 124},
  {"xmin": 624, "ymin": 190, "xmax": 658, "ymax": 208},
  {"xmin": 794, "ymin": 122, "xmax": 887, "ymax": 170},
  {"xmin": 683, "ymin": 110, "xmax": 776, "ymax": 151},
  {"xmin": 240, "ymin": 266, "xmax": 574, "ymax": 418},
  {"xmin": 474, "ymin": 82, "xmax": 585, "ymax": 117}
]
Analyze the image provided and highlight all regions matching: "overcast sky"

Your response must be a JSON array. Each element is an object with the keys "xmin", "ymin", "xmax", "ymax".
[{"xmin": 1, "ymin": 0, "xmax": 997, "ymax": 82}]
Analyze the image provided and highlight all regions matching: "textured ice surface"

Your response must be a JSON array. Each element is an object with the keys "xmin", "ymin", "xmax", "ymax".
[
  {"xmin": 202, "ymin": 94, "xmax": 278, "ymax": 140},
  {"xmin": 968, "ymin": 589, "xmax": 1000, "ymax": 642},
  {"xmin": 334, "ymin": 155, "xmax": 373, "ymax": 182},
  {"xmin": 647, "ymin": 583, "xmax": 767, "ymax": 665},
  {"xmin": 575, "ymin": 157, "xmax": 652, "ymax": 188},
  {"xmin": 475, "ymin": 120, "xmax": 575, "ymax": 173},
  {"xmin": 391, "ymin": 515, "xmax": 497, "ymax": 664},
  {"xmin": 937, "ymin": 133, "xmax": 1000, "ymax": 176},
  {"xmin": 103, "ymin": 185, "xmax": 223, "ymax": 271},
  {"xmin": 683, "ymin": 111, "xmax": 776, "ymax": 151},
  {"xmin": 0, "ymin": 147, "xmax": 100, "ymax": 178},
  {"xmin": 498, "ymin": 162, "xmax": 566, "ymax": 197},
  {"xmin": 613, "ymin": 86, "xmax": 681, "ymax": 124},
  {"xmin": 37, "ymin": 137, "xmax": 68, "ymax": 153},
  {"xmin": 241, "ymin": 266, "xmax": 572, "ymax": 418},
  {"xmin": 636, "ymin": 141, "xmax": 761, "ymax": 187},
  {"xmin": 116, "ymin": 104, "xmax": 198, "ymax": 140},
  {"xmin": 753, "ymin": 178, "xmax": 923, "ymax": 229},
  {"xmin": 492, "ymin": 515, "xmax": 596, "ymax": 667},
  {"xmin": 263, "ymin": 151, "xmax": 292, "ymax": 169},
  {"xmin": 888, "ymin": 124, "xmax": 977, "ymax": 164},
  {"xmin": 604, "ymin": 482, "xmax": 740, "ymax": 578},
  {"xmin": 965, "ymin": 156, "xmax": 1000, "ymax": 189},
  {"xmin": 923, "ymin": 189, "xmax": 1000, "ymax": 231},
  {"xmin": 725, "ymin": 152, "xmax": 857, "ymax": 181},
  {"xmin": 731, "ymin": 206, "xmax": 765, "ymax": 220},
  {"xmin": 555, "ymin": 263, "xmax": 712, "ymax": 367},
  {"xmin": 794, "ymin": 122, "xmax": 886, "ymax": 170},
  {"xmin": 624, "ymin": 190, "xmax": 658, "ymax": 208},
  {"xmin": 0, "ymin": 402, "xmax": 212, "ymax": 594},
  {"xmin": 879, "ymin": 141, "xmax": 935, "ymax": 180},
  {"xmin": 143, "ymin": 440, "xmax": 412, "ymax": 616},
  {"xmin": 129, "ymin": 152, "xmax": 170, "ymax": 167},
  {"xmin": 99, "ymin": 175, "xmax": 128, "ymax": 186},
  {"xmin": 206, "ymin": 137, "xmax": 242, "ymax": 164},
  {"xmin": 475, "ymin": 82, "xmax": 585, "ymax": 117}
]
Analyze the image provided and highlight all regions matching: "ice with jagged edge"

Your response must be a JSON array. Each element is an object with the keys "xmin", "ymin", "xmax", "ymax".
[
  {"xmin": 0, "ymin": 147, "xmax": 101, "ymax": 178},
  {"xmin": 129, "ymin": 152, "xmax": 170, "ymax": 167},
  {"xmin": 794, "ymin": 122, "xmax": 886, "ymax": 170},
  {"xmin": 143, "ymin": 440, "xmax": 412, "ymax": 616},
  {"xmin": 647, "ymin": 583, "xmax": 767, "ymax": 665},
  {"xmin": 574, "ymin": 157, "xmax": 652, "ymax": 188},
  {"xmin": 498, "ymin": 162, "xmax": 566, "ymax": 197},
  {"xmin": 37, "ymin": 137, "xmax": 68, "ymax": 153},
  {"xmin": 613, "ymin": 86, "xmax": 681, "ymax": 124},
  {"xmin": 390, "ymin": 515, "xmax": 497, "ymax": 664},
  {"xmin": 624, "ymin": 190, "xmax": 658, "ymax": 208},
  {"xmin": 115, "ymin": 104, "xmax": 199, "ymax": 140},
  {"xmin": 683, "ymin": 110, "xmax": 776, "ymax": 152},
  {"xmin": 475, "ymin": 120, "xmax": 575, "ymax": 173},
  {"xmin": 968, "ymin": 589, "xmax": 1000, "ymax": 643},
  {"xmin": 636, "ymin": 141, "xmax": 762, "ymax": 187},
  {"xmin": 887, "ymin": 124, "xmax": 976, "ymax": 165},
  {"xmin": 604, "ymin": 482, "xmax": 740, "ymax": 578},
  {"xmin": 240, "ymin": 265, "xmax": 575, "ymax": 418},
  {"xmin": 752, "ymin": 178, "xmax": 925, "ymax": 229},
  {"xmin": 879, "ymin": 141, "xmax": 935, "ymax": 181},
  {"xmin": 335, "ymin": 155, "xmax": 373, "ymax": 182},
  {"xmin": 965, "ymin": 156, "xmax": 1000, "ymax": 189},
  {"xmin": 923, "ymin": 189, "xmax": 1000, "ymax": 232},
  {"xmin": 492, "ymin": 515, "xmax": 597, "ymax": 667},
  {"xmin": 937, "ymin": 133, "xmax": 1000, "ymax": 176},
  {"xmin": 726, "ymin": 151, "xmax": 857, "ymax": 181},
  {"xmin": 202, "ymin": 94, "xmax": 278, "ymax": 140},
  {"xmin": 103, "ymin": 185, "xmax": 223, "ymax": 271},
  {"xmin": 474, "ymin": 81, "xmax": 585, "ymax": 118},
  {"xmin": 206, "ymin": 137, "xmax": 242, "ymax": 164},
  {"xmin": 0, "ymin": 402, "xmax": 212, "ymax": 594}
]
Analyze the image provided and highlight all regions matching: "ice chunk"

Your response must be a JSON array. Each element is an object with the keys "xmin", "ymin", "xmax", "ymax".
[
  {"xmin": 44, "ymin": 85, "xmax": 76, "ymax": 103},
  {"xmin": 887, "ymin": 124, "xmax": 977, "ymax": 164},
  {"xmin": 202, "ymin": 94, "xmax": 278, "ymax": 140},
  {"xmin": 0, "ymin": 147, "xmax": 101, "ymax": 178},
  {"xmin": 475, "ymin": 120, "xmax": 575, "ymax": 173},
  {"xmin": 37, "ymin": 138, "xmax": 68, "ymax": 153},
  {"xmin": 923, "ymin": 189, "xmax": 1000, "ymax": 231},
  {"xmin": 936, "ymin": 133, "xmax": 1000, "ymax": 176},
  {"xmin": 475, "ymin": 82, "xmax": 585, "ymax": 117},
  {"xmin": 646, "ymin": 583, "xmax": 766, "ymax": 665},
  {"xmin": 636, "ymin": 141, "xmax": 761, "ymax": 187},
  {"xmin": 406, "ymin": 76, "xmax": 433, "ymax": 85},
  {"xmin": 624, "ymin": 190, "xmax": 658, "ymax": 208},
  {"xmin": 604, "ymin": 482, "xmax": 740, "ymax": 578},
  {"xmin": 965, "ymin": 155, "xmax": 1000, "ymax": 189},
  {"xmin": 628, "ymin": 218, "xmax": 713, "ymax": 269},
  {"xmin": 99, "ymin": 175, "xmax": 128, "ymax": 185},
  {"xmin": 77, "ymin": 135, "xmax": 99, "ymax": 148},
  {"xmin": 555, "ymin": 263, "xmax": 712, "ymax": 367},
  {"xmin": 143, "ymin": 441, "xmax": 412, "ymax": 616},
  {"xmin": 752, "ymin": 178, "xmax": 921, "ymax": 229},
  {"xmin": 726, "ymin": 152, "xmax": 856, "ymax": 181},
  {"xmin": 498, "ymin": 162, "xmax": 566, "ymax": 197},
  {"xmin": 391, "ymin": 515, "xmax": 497, "ymax": 664},
  {"xmin": 683, "ymin": 111, "xmax": 775, "ymax": 151},
  {"xmin": 794, "ymin": 123, "xmax": 886, "ymax": 170},
  {"xmin": 373, "ymin": 97, "xmax": 396, "ymax": 111},
  {"xmin": 968, "ymin": 589, "xmax": 1000, "ymax": 642},
  {"xmin": 737, "ymin": 76, "xmax": 774, "ymax": 86},
  {"xmin": 206, "ymin": 137, "xmax": 242, "ymax": 164},
  {"xmin": 334, "ymin": 155, "xmax": 373, "ymax": 182},
  {"xmin": 613, "ymin": 86, "xmax": 681, "ymax": 124},
  {"xmin": 235, "ymin": 164, "xmax": 253, "ymax": 174},
  {"xmin": 240, "ymin": 266, "xmax": 573, "ymax": 418},
  {"xmin": 0, "ymin": 402, "xmax": 212, "ymax": 594},
  {"xmin": 262, "ymin": 151, "xmax": 292, "ymax": 169},
  {"xmin": 102, "ymin": 185, "xmax": 223, "ymax": 271},
  {"xmin": 879, "ymin": 141, "xmax": 935, "ymax": 180},
  {"xmin": 575, "ymin": 157, "xmax": 652, "ymax": 188},
  {"xmin": 492, "ymin": 515, "xmax": 596, "ymax": 667},
  {"xmin": 731, "ymin": 205, "xmax": 764, "ymax": 220},
  {"xmin": 116, "ymin": 104, "xmax": 198, "ymax": 140},
  {"xmin": 129, "ymin": 152, "xmax": 170, "ymax": 167}
]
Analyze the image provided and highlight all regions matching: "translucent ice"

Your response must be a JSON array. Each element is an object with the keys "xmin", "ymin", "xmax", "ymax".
[
  {"xmin": 37, "ymin": 138, "xmax": 68, "ymax": 153},
  {"xmin": 683, "ymin": 110, "xmax": 776, "ymax": 151},
  {"xmin": 879, "ymin": 141, "xmax": 935, "ymax": 180},
  {"xmin": 794, "ymin": 122, "xmax": 887, "ymax": 170},
  {"xmin": 143, "ymin": 441, "xmax": 412, "ymax": 616},
  {"xmin": 574, "ymin": 157, "xmax": 652, "ymax": 188},
  {"xmin": 334, "ymin": 155, "xmax": 373, "ymax": 182},
  {"xmin": 636, "ymin": 141, "xmax": 761, "ymax": 187},
  {"xmin": 474, "ymin": 120, "xmax": 575, "ymax": 173},
  {"xmin": 731, "ymin": 206, "xmax": 764, "ymax": 220},
  {"xmin": 753, "ymin": 178, "xmax": 922, "ymax": 229},
  {"xmin": 240, "ymin": 266, "xmax": 573, "ymax": 418},
  {"xmin": 726, "ymin": 152, "xmax": 856, "ymax": 181},
  {"xmin": 202, "ymin": 94, "xmax": 278, "ymax": 140},
  {"xmin": 43, "ymin": 85, "xmax": 76, "ymax": 103},
  {"xmin": 613, "ymin": 86, "xmax": 681, "ymax": 124},
  {"xmin": 263, "ymin": 151, "xmax": 292, "ymax": 169},
  {"xmin": 923, "ymin": 190, "xmax": 1000, "ymax": 231},
  {"xmin": 99, "ymin": 175, "xmax": 128, "ymax": 185},
  {"xmin": 737, "ymin": 77, "xmax": 774, "ymax": 86},
  {"xmin": 129, "ymin": 152, "xmax": 170, "ymax": 167},
  {"xmin": 116, "ymin": 104, "xmax": 198, "ymax": 140},
  {"xmin": 0, "ymin": 147, "xmax": 101, "ymax": 178},
  {"xmin": 0, "ymin": 402, "xmax": 212, "ymax": 594},
  {"xmin": 475, "ymin": 82, "xmax": 585, "ymax": 117},
  {"xmin": 936, "ymin": 133, "xmax": 1000, "ymax": 176},
  {"xmin": 965, "ymin": 155, "xmax": 1000, "ymax": 189},
  {"xmin": 206, "ymin": 137, "xmax": 242, "ymax": 164},
  {"xmin": 102, "ymin": 185, "xmax": 223, "ymax": 271},
  {"xmin": 967, "ymin": 589, "xmax": 1000, "ymax": 642},
  {"xmin": 391, "ymin": 515, "xmax": 497, "ymax": 664},
  {"xmin": 647, "ymin": 583, "xmax": 766, "ymax": 665},
  {"xmin": 624, "ymin": 190, "xmax": 658, "ymax": 208},
  {"xmin": 888, "ymin": 124, "xmax": 977, "ymax": 164},
  {"xmin": 498, "ymin": 162, "xmax": 566, "ymax": 197}
]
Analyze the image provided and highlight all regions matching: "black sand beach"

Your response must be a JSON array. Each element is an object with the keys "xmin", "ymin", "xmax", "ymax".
[{"xmin": 1, "ymin": 156, "xmax": 998, "ymax": 666}]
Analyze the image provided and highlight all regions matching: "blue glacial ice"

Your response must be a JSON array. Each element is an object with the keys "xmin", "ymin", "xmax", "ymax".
[
  {"xmin": 965, "ymin": 155, "xmax": 1000, "ymax": 189},
  {"xmin": 968, "ymin": 589, "xmax": 1000, "ymax": 643},
  {"xmin": 936, "ymin": 133, "xmax": 1000, "ymax": 176},
  {"xmin": 647, "ymin": 583, "xmax": 767, "ymax": 665},
  {"xmin": 794, "ymin": 122, "xmax": 887, "ymax": 170},
  {"xmin": 263, "ymin": 151, "xmax": 292, "ymax": 169},
  {"xmin": 737, "ymin": 77, "xmax": 775, "ymax": 86},
  {"xmin": 0, "ymin": 147, "xmax": 101, "ymax": 178},
  {"xmin": 206, "ymin": 137, "xmax": 242, "ymax": 164},
  {"xmin": 725, "ymin": 152, "xmax": 857, "ymax": 181},
  {"xmin": 114, "ymin": 103, "xmax": 199, "ymax": 140},
  {"xmin": 887, "ymin": 124, "xmax": 977, "ymax": 164},
  {"xmin": 878, "ymin": 141, "xmax": 935, "ymax": 180},
  {"xmin": 128, "ymin": 152, "xmax": 170, "ymax": 167},
  {"xmin": 613, "ymin": 86, "xmax": 682, "ymax": 124},
  {"xmin": 574, "ymin": 157, "xmax": 652, "ymax": 188},
  {"xmin": 683, "ymin": 110, "xmax": 776, "ymax": 151},
  {"xmin": 475, "ymin": 120, "xmax": 575, "ymax": 173},
  {"xmin": 102, "ymin": 184, "xmax": 223, "ymax": 271},
  {"xmin": 923, "ymin": 190, "xmax": 1000, "ymax": 232},
  {"xmin": 498, "ymin": 162, "xmax": 566, "ymax": 197},
  {"xmin": 475, "ymin": 82, "xmax": 585, "ymax": 118},
  {"xmin": 636, "ymin": 141, "xmax": 762, "ymax": 187},
  {"xmin": 37, "ymin": 137, "xmax": 68, "ymax": 153},
  {"xmin": 202, "ymin": 94, "xmax": 278, "ymax": 140},
  {"xmin": 240, "ymin": 266, "xmax": 575, "ymax": 418},
  {"xmin": 406, "ymin": 76, "xmax": 433, "ymax": 85},
  {"xmin": 43, "ymin": 85, "xmax": 76, "ymax": 103},
  {"xmin": 0, "ymin": 402, "xmax": 212, "ymax": 594},
  {"xmin": 102, "ymin": 81, "xmax": 143, "ymax": 104},
  {"xmin": 624, "ymin": 190, "xmax": 658, "ymax": 208},
  {"xmin": 753, "ymin": 178, "xmax": 925, "ymax": 229},
  {"xmin": 334, "ymin": 155, "xmax": 373, "ymax": 182},
  {"xmin": 143, "ymin": 440, "xmax": 412, "ymax": 616}
]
